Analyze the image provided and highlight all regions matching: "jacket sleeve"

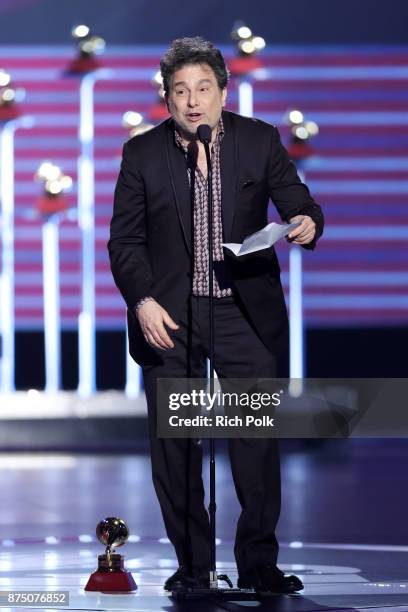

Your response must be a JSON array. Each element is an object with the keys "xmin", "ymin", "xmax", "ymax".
[
  {"xmin": 107, "ymin": 141, "xmax": 155, "ymax": 310},
  {"xmin": 267, "ymin": 126, "xmax": 324, "ymax": 250}
]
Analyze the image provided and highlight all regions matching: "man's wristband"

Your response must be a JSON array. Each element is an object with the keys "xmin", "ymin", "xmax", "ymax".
[{"xmin": 135, "ymin": 296, "xmax": 154, "ymax": 312}]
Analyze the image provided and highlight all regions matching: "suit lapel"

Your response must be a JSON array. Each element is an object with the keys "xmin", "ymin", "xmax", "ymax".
[
  {"xmin": 220, "ymin": 111, "xmax": 238, "ymax": 242},
  {"xmin": 165, "ymin": 121, "xmax": 192, "ymax": 255}
]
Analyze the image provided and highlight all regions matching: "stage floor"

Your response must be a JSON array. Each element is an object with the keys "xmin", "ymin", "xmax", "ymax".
[{"xmin": 0, "ymin": 440, "xmax": 407, "ymax": 611}]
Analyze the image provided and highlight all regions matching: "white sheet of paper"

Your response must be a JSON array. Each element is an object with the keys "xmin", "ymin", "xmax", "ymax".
[{"xmin": 222, "ymin": 221, "xmax": 301, "ymax": 256}]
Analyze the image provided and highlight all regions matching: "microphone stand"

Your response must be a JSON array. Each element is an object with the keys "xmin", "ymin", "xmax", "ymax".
[
  {"xmin": 202, "ymin": 133, "xmax": 219, "ymax": 590},
  {"xmin": 172, "ymin": 125, "xmax": 256, "ymax": 601}
]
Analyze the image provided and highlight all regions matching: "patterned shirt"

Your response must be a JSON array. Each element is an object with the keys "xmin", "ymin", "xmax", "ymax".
[{"xmin": 175, "ymin": 118, "xmax": 233, "ymax": 297}]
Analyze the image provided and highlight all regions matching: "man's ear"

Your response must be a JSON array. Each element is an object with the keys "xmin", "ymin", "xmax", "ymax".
[
  {"xmin": 221, "ymin": 88, "xmax": 227, "ymax": 107},
  {"xmin": 164, "ymin": 93, "xmax": 170, "ymax": 112}
]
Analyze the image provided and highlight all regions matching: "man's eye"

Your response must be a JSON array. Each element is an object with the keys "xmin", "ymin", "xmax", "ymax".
[
  {"xmin": 200, "ymin": 87, "xmax": 208, "ymax": 92},
  {"xmin": 176, "ymin": 90, "xmax": 185, "ymax": 95}
]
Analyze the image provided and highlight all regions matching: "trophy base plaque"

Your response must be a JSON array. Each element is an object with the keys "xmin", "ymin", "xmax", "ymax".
[{"xmin": 85, "ymin": 553, "xmax": 137, "ymax": 592}]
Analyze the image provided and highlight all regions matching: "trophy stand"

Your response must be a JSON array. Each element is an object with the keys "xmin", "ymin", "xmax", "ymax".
[{"xmin": 85, "ymin": 517, "xmax": 137, "ymax": 592}]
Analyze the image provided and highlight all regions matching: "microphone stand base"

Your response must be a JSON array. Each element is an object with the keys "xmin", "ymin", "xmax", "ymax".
[{"xmin": 171, "ymin": 587, "xmax": 259, "ymax": 601}]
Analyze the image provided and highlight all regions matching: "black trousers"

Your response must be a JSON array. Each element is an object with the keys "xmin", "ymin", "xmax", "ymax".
[{"xmin": 142, "ymin": 294, "xmax": 281, "ymax": 575}]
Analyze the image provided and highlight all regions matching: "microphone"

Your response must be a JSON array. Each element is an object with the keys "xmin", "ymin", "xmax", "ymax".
[
  {"xmin": 197, "ymin": 124, "xmax": 212, "ymax": 170},
  {"xmin": 197, "ymin": 124, "xmax": 212, "ymax": 144}
]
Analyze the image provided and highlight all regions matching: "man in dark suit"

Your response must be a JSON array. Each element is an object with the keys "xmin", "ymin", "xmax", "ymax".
[{"xmin": 108, "ymin": 37, "xmax": 324, "ymax": 593}]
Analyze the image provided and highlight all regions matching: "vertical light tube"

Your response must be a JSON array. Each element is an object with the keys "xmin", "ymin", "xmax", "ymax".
[
  {"xmin": 42, "ymin": 218, "xmax": 61, "ymax": 392},
  {"xmin": 77, "ymin": 74, "xmax": 97, "ymax": 398},
  {"xmin": 290, "ymin": 166, "xmax": 307, "ymax": 384},
  {"xmin": 0, "ymin": 125, "xmax": 15, "ymax": 393},
  {"xmin": 238, "ymin": 81, "xmax": 253, "ymax": 117},
  {"xmin": 125, "ymin": 316, "xmax": 141, "ymax": 397},
  {"xmin": 77, "ymin": 69, "xmax": 111, "ymax": 398},
  {"xmin": 289, "ymin": 246, "xmax": 304, "ymax": 381},
  {"xmin": 0, "ymin": 117, "xmax": 34, "ymax": 393}
]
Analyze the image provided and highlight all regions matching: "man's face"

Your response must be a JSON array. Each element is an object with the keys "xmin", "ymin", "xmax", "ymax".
[{"xmin": 165, "ymin": 63, "xmax": 227, "ymax": 139}]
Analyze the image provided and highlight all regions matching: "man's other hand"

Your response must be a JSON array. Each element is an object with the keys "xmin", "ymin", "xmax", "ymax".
[
  {"xmin": 287, "ymin": 215, "xmax": 316, "ymax": 245},
  {"xmin": 136, "ymin": 300, "xmax": 180, "ymax": 350}
]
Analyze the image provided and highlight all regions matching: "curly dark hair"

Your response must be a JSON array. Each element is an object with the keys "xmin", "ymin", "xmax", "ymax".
[{"xmin": 160, "ymin": 37, "xmax": 229, "ymax": 94}]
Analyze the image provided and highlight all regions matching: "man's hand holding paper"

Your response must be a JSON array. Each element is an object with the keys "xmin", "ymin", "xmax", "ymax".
[{"xmin": 222, "ymin": 220, "xmax": 302, "ymax": 257}]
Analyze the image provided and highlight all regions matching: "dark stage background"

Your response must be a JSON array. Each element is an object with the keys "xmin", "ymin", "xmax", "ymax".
[{"xmin": 0, "ymin": 0, "xmax": 407, "ymax": 45}]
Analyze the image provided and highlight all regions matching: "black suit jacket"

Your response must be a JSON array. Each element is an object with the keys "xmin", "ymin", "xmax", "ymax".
[{"xmin": 108, "ymin": 110, "xmax": 324, "ymax": 366}]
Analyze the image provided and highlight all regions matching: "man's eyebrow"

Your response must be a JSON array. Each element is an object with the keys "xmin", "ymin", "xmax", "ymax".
[{"xmin": 173, "ymin": 79, "xmax": 213, "ymax": 88}]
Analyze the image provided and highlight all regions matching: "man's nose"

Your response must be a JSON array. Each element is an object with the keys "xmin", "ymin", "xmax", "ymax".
[{"xmin": 187, "ymin": 93, "xmax": 198, "ymax": 107}]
